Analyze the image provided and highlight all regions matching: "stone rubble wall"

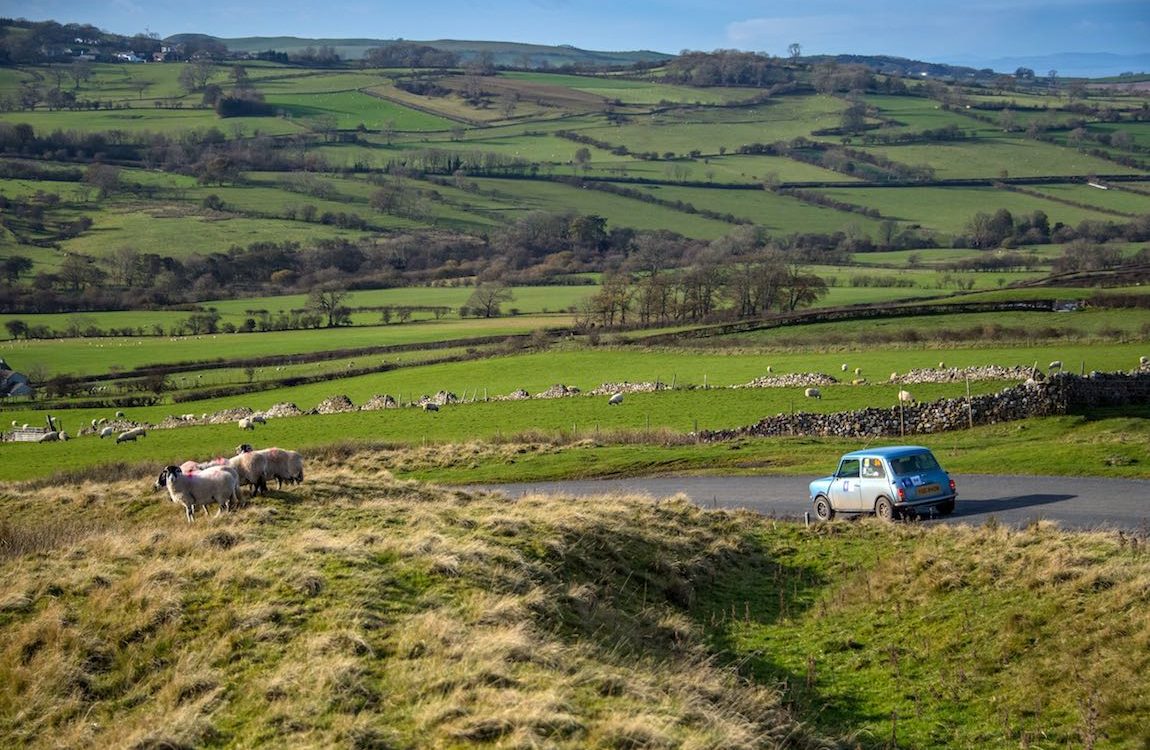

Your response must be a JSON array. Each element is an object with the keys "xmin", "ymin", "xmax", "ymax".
[{"xmin": 699, "ymin": 372, "xmax": 1150, "ymax": 441}]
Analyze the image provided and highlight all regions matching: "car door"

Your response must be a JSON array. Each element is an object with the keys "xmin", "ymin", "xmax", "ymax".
[
  {"xmin": 858, "ymin": 456, "xmax": 890, "ymax": 510},
  {"xmin": 829, "ymin": 457, "xmax": 862, "ymax": 511}
]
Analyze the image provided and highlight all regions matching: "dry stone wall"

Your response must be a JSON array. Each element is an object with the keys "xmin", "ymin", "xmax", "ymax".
[{"xmin": 699, "ymin": 372, "xmax": 1150, "ymax": 441}]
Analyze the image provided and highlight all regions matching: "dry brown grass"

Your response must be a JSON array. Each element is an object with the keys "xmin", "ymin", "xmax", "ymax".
[{"xmin": 0, "ymin": 458, "xmax": 834, "ymax": 749}]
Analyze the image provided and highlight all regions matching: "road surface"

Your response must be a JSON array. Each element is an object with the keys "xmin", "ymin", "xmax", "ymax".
[{"xmin": 469, "ymin": 474, "xmax": 1150, "ymax": 531}]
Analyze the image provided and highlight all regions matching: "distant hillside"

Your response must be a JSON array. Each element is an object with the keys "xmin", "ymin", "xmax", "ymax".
[
  {"xmin": 948, "ymin": 52, "xmax": 1150, "ymax": 79},
  {"xmin": 811, "ymin": 54, "xmax": 992, "ymax": 81},
  {"xmin": 166, "ymin": 33, "xmax": 674, "ymax": 68}
]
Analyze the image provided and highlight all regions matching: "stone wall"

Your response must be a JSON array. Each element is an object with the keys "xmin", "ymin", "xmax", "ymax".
[{"xmin": 699, "ymin": 371, "xmax": 1150, "ymax": 441}]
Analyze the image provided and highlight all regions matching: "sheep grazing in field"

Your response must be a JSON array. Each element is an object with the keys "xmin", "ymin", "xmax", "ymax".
[
  {"xmin": 897, "ymin": 389, "xmax": 915, "ymax": 405},
  {"xmin": 765, "ymin": 365, "xmax": 773, "ymax": 373},
  {"xmin": 422, "ymin": 402, "xmax": 440, "ymax": 412},
  {"xmin": 237, "ymin": 444, "xmax": 303, "ymax": 489},
  {"xmin": 251, "ymin": 415, "xmax": 267, "ymax": 425},
  {"xmin": 116, "ymin": 427, "xmax": 147, "ymax": 444},
  {"xmin": 238, "ymin": 417, "xmax": 256, "ymax": 430},
  {"xmin": 115, "ymin": 411, "xmax": 125, "ymax": 418},
  {"xmin": 937, "ymin": 361, "xmax": 945, "ymax": 369},
  {"xmin": 840, "ymin": 364, "xmax": 849, "ymax": 372},
  {"xmin": 854, "ymin": 367, "xmax": 862, "ymax": 376},
  {"xmin": 37, "ymin": 431, "xmax": 60, "ymax": 443},
  {"xmin": 98, "ymin": 425, "xmax": 115, "ymax": 439},
  {"xmin": 1048, "ymin": 360, "xmax": 1063, "ymax": 372},
  {"xmin": 608, "ymin": 392, "xmax": 624, "ymax": 406},
  {"xmin": 804, "ymin": 387, "xmax": 821, "ymax": 399},
  {"xmin": 154, "ymin": 465, "xmax": 239, "ymax": 522}
]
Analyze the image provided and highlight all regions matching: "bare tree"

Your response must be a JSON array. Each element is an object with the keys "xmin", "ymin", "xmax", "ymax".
[
  {"xmin": 466, "ymin": 282, "xmax": 513, "ymax": 318},
  {"xmin": 307, "ymin": 286, "xmax": 351, "ymax": 327}
]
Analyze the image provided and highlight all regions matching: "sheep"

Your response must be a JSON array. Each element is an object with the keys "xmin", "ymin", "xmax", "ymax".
[
  {"xmin": 897, "ymin": 389, "xmax": 915, "ymax": 405},
  {"xmin": 854, "ymin": 367, "xmax": 862, "ymax": 376},
  {"xmin": 804, "ymin": 387, "xmax": 821, "ymax": 399},
  {"xmin": 938, "ymin": 361, "xmax": 945, "ymax": 369},
  {"xmin": 227, "ymin": 450, "xmax": 269, "ymax": 498},
  {"xmin": 99, "ymin": 425, "xmax": 115, "ymax": 439},
  {"xmin": 1048, "ymin": 360, "xmax": 1063, "ymax": 371},
  {"xmin": 154, "ymin": 465, "xmax": 239, "ymax": 522},
  {"xmin": 115, "ymin": 410, "xmax": 125, "ymax": 418},
  {"xmin": 840, "ymin": 364, "xmax": 848, "ymax": 372},
  {"xmin": 37, "ymin": 431, "xmax": 60, "ymax": 443},
  {"xmin": 250, "ymin": 415, "xmax": 267, "ymax": 425},
  {"xmin": 238, "ymin": 417, "xmax": 255, "ymax": 430},
  {"xmin": 237, "ymin": 444, "xmax": 303, "ymax": 489},
  {"xmin": 608, "ymin": 392, "xmax": 624, "ymax": 406},
  {"xmin": 116, "ymin": 427, "xmax": 146, "ymax": 444},
  {"xmin": 765, "ymin": 365, "xmax": 773, "ymax": 373},
  {"xmin": 421, "ymin": 402, "xmax": 439, "ymax": 412}
]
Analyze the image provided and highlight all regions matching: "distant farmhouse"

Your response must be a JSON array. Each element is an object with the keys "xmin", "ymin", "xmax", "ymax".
[{"xmin": 0, "ymin": 358, "xmax": 34, "ymax": 398}]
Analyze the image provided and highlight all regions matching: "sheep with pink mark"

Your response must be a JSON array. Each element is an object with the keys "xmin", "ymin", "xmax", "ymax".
[
  {"xmin": 236, "ymin": 444, "xmax": 303, "ymax": 489},
  {"xmin": 154, "ymin": 464, "xmax": 239, "ymax": 522}
]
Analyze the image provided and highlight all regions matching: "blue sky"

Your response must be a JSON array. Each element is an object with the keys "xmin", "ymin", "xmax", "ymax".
[{"xmin": 11, "ymin": 0, "xmax": 1149, "ymax": 63}]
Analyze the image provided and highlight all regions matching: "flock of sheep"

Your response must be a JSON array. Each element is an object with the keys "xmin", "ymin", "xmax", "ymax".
[{"xmin": 155, "ymin": 443, "xmax": 304, "ymax": 523}]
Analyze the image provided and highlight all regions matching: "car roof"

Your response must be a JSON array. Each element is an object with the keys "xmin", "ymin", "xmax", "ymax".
[{"xmin": 840, "ymin": 445, "xmax": 933, "ymax": 460}]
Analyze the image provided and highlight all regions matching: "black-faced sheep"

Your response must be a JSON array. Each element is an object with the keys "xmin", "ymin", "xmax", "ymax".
[
  {"xmin": 804, "ymin": 387, "xmax": 821, "ymax": 399},
  {"xmin": 1048, "ymin": 360, "xmax": 1062, "ymax": 372},
  {"xmin": 608, "ymin": 392, "xmax": 624, "ymax": 406},
  {"xmin": 98, "ymin": 425, "xmax": 115, "ymax": 439},
  {"xmin": 237, "ymin": 444, "xmax": 303, "ymax": 489},
  {"xmin": 227, "ymin": 450, "xmax": 269, "ymax": 498},
  {"xmin": 154, "ymin": 465, "xmax": 239, "ymax": 522}
]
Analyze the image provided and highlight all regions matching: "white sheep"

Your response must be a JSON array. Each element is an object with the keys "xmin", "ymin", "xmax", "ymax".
[
  {"xmin": 608, "ymin": 392, "xmax": 624, "ymax": 406},
  {"xmin": 116, "ymin": 427, "xmax": 146, "ymax": 444},
  {"xmin": 840, "ymin": 364, "xmax": 848, "ymax": 372},
  {"xmin": 115, "ymin": 410, "xmax": 125, "ymax": 418},
  {"xmin": 937, "ymin": 361, "xmax": 945, "ymax": 369},
  {"xmin": 854, "ymin": 367, "xmax": 862, "ymax": 376},
  {"xmin": 897, "ymin": 389, "xmax": 915, "ymax": 405},
  {"xmin": 154, "ymin": 465, "xmax": 239, "ymax": 522},
  {"xmin": 804, "ymin": 387, "xmax": 821, "ymax": 399},
  {"xmin": 37, "ymin": 431, "xmax": 60, "ymax": 443},
  {"xmin": 237, "ymin": 444, "xmax": 303, "ymax": 489},
  {"xmin": 238, "ymin": 417, "xmax": 255, "ymax": 430},
  {"xmin": 227, "ymin": 450, "xmax": 269, "ymax": 498},
  {"xmin": 98, "ymin": 425, "xmax": 115, "ymax": 439}
]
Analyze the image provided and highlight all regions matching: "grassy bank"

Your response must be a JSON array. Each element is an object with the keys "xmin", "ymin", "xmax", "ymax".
[{"xmin": 1, "ymin": 455, "xmax": 1146, "ymax": 747}]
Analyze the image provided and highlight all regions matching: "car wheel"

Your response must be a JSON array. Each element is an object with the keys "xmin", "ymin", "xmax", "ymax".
[
  {"xmin": 937, "ymin": 499, "xmax": 955, "ymax": 516},
  {"xmin": 875, "ymin": 496, "xmax": 896, "ymax": 522},
  {"xmin": 813, "ymin": 496, "xmax": 835, "ymax": 521}
]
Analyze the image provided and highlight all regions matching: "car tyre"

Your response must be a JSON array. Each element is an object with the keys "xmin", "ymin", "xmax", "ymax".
[
  {"xmin": 813, "ymin": 495, "xmax": 835, "ymax": 522},
  {"xmin": 874, "ymin": 496, "xmax": 896, "ymax": 522},
  {"xmin": 937, "ymin": 499, "xmax": 955, "ymax": 516}
]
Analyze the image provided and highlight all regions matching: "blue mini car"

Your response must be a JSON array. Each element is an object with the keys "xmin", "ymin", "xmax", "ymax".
[{"xmin": 808, "ymin": 445, "xmax": 956, "ymax": 521}]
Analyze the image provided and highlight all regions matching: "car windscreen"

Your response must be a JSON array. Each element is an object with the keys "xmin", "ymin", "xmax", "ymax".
[{"xmin": 889, "ymin": 452, "xmax": 940, "ymax": 476}]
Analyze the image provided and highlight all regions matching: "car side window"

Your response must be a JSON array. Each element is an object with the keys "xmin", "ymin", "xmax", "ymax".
[
  {"xmin": 861, "ymin": 458, "xmax": 885, "ymax": 478},
  {"xmin": 837, "ymin": 458, "xmax": 860, "ymax": 478}
]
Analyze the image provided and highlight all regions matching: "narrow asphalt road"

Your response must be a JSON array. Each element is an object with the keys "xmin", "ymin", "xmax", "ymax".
[{"xmin": 469, "ymin": 474, "xmax": 1150, "ymax": 531}]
